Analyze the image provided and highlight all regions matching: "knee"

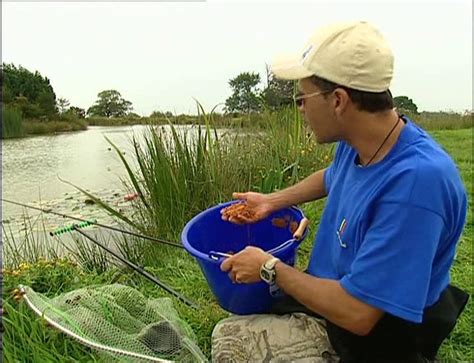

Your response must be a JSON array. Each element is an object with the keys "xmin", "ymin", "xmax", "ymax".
[
  {"xmin": 212, "ymin": 318, "xmax": 245, "ymax": 339},
  {"xmin": 211, "ymin": 316, "xmax": 254, "ymax": 362}
]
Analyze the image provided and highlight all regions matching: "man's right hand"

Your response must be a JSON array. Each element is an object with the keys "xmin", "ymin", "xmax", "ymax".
[{"xmin": 221, "ymin": 192, "xmax": 276, "ymax": 224}]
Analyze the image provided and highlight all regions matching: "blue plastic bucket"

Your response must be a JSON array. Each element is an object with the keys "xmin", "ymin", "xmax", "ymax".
[{"xmin": 181, "ymin": 201, "xmax": 308, "ymax": 314}]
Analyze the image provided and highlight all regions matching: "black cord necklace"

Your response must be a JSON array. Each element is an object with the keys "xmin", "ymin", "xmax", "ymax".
[{"xmin": 362, "ymin": 115, "xmax": 402, "ymax": 167}]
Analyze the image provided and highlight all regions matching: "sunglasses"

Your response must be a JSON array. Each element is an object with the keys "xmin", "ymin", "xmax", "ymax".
[{"xmin": 294, "ymin": 90, "xmax": 332, "ymax": 107}]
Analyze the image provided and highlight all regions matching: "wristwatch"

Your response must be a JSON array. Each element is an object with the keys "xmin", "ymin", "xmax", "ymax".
[{"xmin": 260, "ymin": 257, "xmax": 280, "ymax": 284}]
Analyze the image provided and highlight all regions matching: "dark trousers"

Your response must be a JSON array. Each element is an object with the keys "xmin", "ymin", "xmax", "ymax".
[{"xmin": 268, "ymin": 285, "xmax": 468, "ymax": 363}]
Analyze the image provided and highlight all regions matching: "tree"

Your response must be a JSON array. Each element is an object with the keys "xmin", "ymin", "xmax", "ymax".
[
  {"xmin": 1, "ymin": 78, "xmax": 14, "ymax": 104},
  {"xmin": 87, "ymin": 90, "xmax": 133, "ymax": 118},
  {"xmin": 57, "ymin": 97, "xmax": 70, "ymax": 115},
  {"xmin": 261, "ymin": 65, "xmax": 295, "ymax": 110},
  {"xmin": 150, "ymin": 110, "xmax": 173, "ymax": 118},
  {"xmin": 1, "ymin": 63, "xmax": 57, "ymax": 118},
  {"xmin": 128, "ymin": 112, "xmax": 141, "ymax": 119},
  {"xmin": 394, "ymin": 96, "xmax": 418, "ymax": 115},
  {"xmin": 10, "ymin": 95, "xmax": 38, "ymax": 118},
  {"xmin": 37, "ymin": 91, "xmax": 57, "ymax": 117},
  {"xmin": 225, "ymin": 72, "xmax": 262, "ymax": 114},
  {"xmin": 66, "ymin": 106, "xmax": 85, "ymax": 119}
]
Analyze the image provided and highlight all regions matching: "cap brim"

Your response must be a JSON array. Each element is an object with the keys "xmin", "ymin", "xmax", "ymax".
[{"xmin": 271, "ymin": 54, "xmax": 313, "ymax": 80}]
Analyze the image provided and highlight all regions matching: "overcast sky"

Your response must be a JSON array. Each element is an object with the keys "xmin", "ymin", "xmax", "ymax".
[{"xmin": 2, "ymin": 0, "xmax": 472, "ymax": 115}]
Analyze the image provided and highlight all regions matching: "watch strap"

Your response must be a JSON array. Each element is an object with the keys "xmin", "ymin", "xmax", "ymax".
[{"xmin": 264, "ymin": 257, "xmax": 280, "ymax": 269}]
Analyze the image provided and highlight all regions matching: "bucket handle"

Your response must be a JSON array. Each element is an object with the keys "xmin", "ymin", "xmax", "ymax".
[
  {"xmin": 209, "ymin": 251, "xmax": 232, "ymax": 261},
  {"xmin": 266, "ymin": 217, "xmax": 310, "ymax": 255},
  {"xmin": 292, "ymin": 217, "xmax": 310, "ymax": 241},
  {"xmin": 208, "ymin": 218, "xmax": 310, "ymax": 261},
  {"xmin": 266, "ymin": 239, "xmax": 294, "ymax": 255}
]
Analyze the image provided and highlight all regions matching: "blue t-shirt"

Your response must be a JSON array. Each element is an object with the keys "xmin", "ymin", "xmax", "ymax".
[{"xmin": 307, "ymin": 117, "xmax": 467, "ymax": 323}]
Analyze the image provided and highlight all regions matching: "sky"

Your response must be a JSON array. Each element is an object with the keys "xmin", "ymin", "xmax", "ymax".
[{"xmin": 2, "ymin": 0, "xmax": 472, "ymax": 116}]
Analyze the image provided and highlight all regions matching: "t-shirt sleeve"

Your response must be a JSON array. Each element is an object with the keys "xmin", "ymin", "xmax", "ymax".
[
  {"xmin": 324, "ymin": 143, "xmax": 343, "ymax": 194},
  {"xmin": 340, "ymin": 202, "xmax": 446, "ymax": 323},
  {"xmin": 324, "ymin": 165, "xmax": 335, "ymax": 194}
]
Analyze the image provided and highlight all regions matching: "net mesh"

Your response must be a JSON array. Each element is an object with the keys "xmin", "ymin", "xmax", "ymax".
[{"xmin": 21, "ymin": 284, "xmax": 206, "ymax": 362}]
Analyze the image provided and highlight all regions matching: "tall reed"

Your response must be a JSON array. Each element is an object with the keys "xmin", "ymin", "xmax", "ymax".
[
  {"xmin": 70, "ymin": 105, "xmax": 332, "ymax": 267},
  {"xmin": 2, "ymin": 214, "xmax": 60, "ymax": 268},
  {"xmin": 2, "ymin": 105, "xmax": 24, "ymax": 138}
]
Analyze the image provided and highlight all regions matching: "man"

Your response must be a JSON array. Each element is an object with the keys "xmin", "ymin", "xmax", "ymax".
[{"xmin": 212, "ymin": 21, "xmax": 468, "ymax": 362}]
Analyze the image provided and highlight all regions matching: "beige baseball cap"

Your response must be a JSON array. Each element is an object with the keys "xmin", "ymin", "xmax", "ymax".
[{"xmin": 271, "ymin": 21, "xmax": 394, "ymax": 92}]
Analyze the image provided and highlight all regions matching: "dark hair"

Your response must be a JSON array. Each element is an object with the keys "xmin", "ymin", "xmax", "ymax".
[{"xmin": 310, "ymin": 75, "xmax": 393, "ymax": 113}]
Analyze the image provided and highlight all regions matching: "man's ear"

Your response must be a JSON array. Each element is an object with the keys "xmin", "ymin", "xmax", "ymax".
[{"xmin": 332, "ymin": 88, "xmax": 350, "ymax": 117}]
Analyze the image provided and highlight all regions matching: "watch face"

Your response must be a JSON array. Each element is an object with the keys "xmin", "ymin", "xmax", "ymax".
[{"xmin": 261, "ymin": 269, "xmax": 271, "ymax": 282}]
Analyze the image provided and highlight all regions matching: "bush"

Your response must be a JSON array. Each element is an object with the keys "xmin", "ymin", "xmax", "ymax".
[{"xmin": 23, "ymin": 119, "xmax": 87, "ymax": 135}]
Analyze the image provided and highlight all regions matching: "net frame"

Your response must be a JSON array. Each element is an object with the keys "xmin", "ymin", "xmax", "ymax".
[{"xmin": 19, "ymin": 285, "xmax": 206, "ymax": 363}]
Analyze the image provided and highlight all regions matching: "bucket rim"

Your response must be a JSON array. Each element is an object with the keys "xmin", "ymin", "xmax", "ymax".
[{"xmin": 181, "ymin": 200, "xmax": 307, "ymax": 263}]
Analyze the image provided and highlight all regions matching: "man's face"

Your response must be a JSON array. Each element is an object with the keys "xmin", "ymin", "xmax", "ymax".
[{"xmin": 297, "ymin": 78, "xmax": 339, "ymax": 144}]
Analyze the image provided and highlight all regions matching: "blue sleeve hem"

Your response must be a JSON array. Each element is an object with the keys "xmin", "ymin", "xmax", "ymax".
[
  {"xmin": 340, "ymin": 277, "xmax": 423, "ymax": 323},
  {"xmin": 324, "ymin": 168, "xmax": 331, "ymax": 194}
]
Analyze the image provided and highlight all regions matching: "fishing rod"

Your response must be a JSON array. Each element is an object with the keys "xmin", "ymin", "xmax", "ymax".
[
  {"xmin": 1, "ymin": 198, "xmax": 184, "ymax": 249},
  {"xmin": 2, "ymin": 198, "xmax": 198, "ymax": 308},
  {"xmin": 71, "ymin": 226, "xmax": 198, "ymax": 309}
]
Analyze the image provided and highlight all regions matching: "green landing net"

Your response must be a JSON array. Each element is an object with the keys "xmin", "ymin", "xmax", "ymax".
[{"xmin": 19, "ymin": 284, "xmax": 206, "ymax": 362}]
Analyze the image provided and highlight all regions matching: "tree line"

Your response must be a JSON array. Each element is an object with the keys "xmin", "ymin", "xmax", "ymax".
[
  {"xmin": 1, "ymin": 63, "xmax": 136, "ymax": 120},
  {"xmin": 1, "ymin": 62, "xmax": 420, "ymax": 121},
  {"xmin": 224, "ymin": 66, "xmax": 419, "ymax": 115}
]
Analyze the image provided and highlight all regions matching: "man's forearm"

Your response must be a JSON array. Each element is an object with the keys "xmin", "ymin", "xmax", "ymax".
[
  {"xmin": 274, "ymin": 262, "xmax": 383, "ymax": 335},
  {"xmin": 268, "ymin": 168, "xmax": 328, "ymax": 210}
]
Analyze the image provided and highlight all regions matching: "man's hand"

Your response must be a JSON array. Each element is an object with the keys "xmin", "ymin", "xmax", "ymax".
[
  {"xmin": 221, "ymin": 192, "xmax": 276, "ymax": 224},
  {"xmin": 220, "ymin": 246, "xmax": 273, "ymax": 283}
]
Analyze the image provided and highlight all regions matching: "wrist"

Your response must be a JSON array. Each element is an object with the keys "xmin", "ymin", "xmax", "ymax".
[
  {"xmin": 260, "ymin": 256, "xmax": 280, "ymax": 284},
  {"xmin": 267, "ymin": 192, "xmax": 289, "ymax": 211}
]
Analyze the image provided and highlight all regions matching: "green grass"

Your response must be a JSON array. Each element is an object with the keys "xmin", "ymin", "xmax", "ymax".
[
  {"xmin": 86, "ymin": 116, "xmax": 152, "ymax": 126},
  {"xmin": 85, "ymin": 113, "xmax": 279, "ymax": 128},
  {"xmin": 2, "ymin": 120, "xmax": 472, "ymax": 362},
  {"xmin": 87, "ymin": 111, "xmax": 473, "ymax": 131},
  {"xmin": 414, "ymin": 112, "xmax": 472, "ymax": 131},
  {"xmin": 3, "ymin": 109, "xmax": 470, "ymax": 139},
  {"xmin": 2, "ymin": 105, "xmax": 24, "ymax": 138},
  {"xmin": 1, "ymin": 111, "xmax": 87, "ymax": 139},
  {"xmin": 2, "ymin": 258, "xmax": 106, "ymax": 362},
  {"xmin": 22, "ymin": 119, "xmax": 87, "ymax": 135},
  {"xmin": 428, "ymin": 129, "xmax": 473, "ymax": 361},
  {"xmin": 86, "ymin": 112, "xmax": 474, "ymax": 131}
]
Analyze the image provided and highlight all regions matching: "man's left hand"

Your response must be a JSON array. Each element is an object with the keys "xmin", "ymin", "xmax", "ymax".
[{"xmin": 220, "ymin": 246, "xmax": 272, "ymax": 284}]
